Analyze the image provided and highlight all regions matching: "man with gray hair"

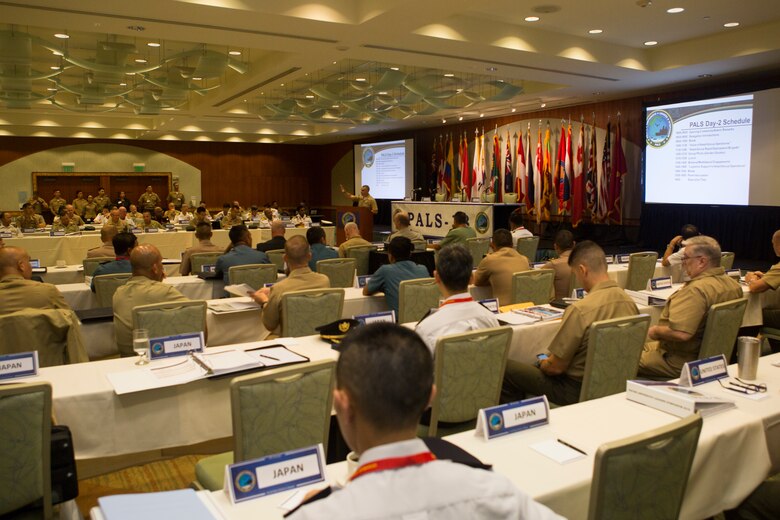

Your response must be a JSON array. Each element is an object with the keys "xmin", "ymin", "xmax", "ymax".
[
  {"xmin": 386, "ymin": 212, "xmax": 424, "ymax": 243},
  {"xmin": 338, "ymin": 221, "xmax": 372, "ymax": 257},
  {"xmin": 87, "ymin": 225, "xmax": 118, "ymax": 258},
  {"xmin": 639, "ymin": 235, "xmax": 743, "ymax": 378}
]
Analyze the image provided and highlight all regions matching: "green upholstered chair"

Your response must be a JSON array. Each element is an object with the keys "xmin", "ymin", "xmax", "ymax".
[
  {"xmin": 516, "ymin": 236, "xmax": 540, "ymax": 262},
  {"xmin": 228, "ymin": 264, "xmax": 278, "ymax": 290},
  {"xmin": 511, "ymin": 269, "xmax": 554, "ymax": 305},
  {"xmin": 697, "ymin": 297, "xmax": 748, "ymax": 360},
  {"xmin": 316, "ymin": 258, "xmax": 356, "ymax": 288},
  {"xmin": 624, "ymin": 252, "xmax": 659, "ymax": 291},
  {"xmin": 93, "ymin": 272, "xmax": 132, "ymax": 307},
  {"xmin": 345, "ymin": 246, "xmax": 377, "ymax": 276},
  {"xmin": 83, "ymin": 257, "xmax": 114, "ymax": 277},
  {"xmin": 265, "ymin": 249, "xmax": 286, "ymax": 273},
  {"xmin": 720, "ymin": 251, "xmax": 736, "ymax": 270},
  {"xmin": 0, "ymin": 309, "xmax": 89, "ymax": 366},
  {"xmin": 421, "ymin": 326, "xmax": 512, "ymax": 437},
  {"xmin": 194, "ymin": 360, "xmax": 336, "ymax": 491},
  {"xmin": 579, "ymin": 314, "xmax": 651, "ymax": 402},
  {"xmin": 411, "ymin": 239, "xmax": 428, "ymax": 252},
  {"xmin": 465, "ymin": 237, "xmax": 490, "ymax": 268},
  {"xmin": 281, "ymin": 288, "xmax": 345, "ymax": 338},
  {"xmin": 588, "ymin": 413, "xmax": 703, "ymax": 520},
  {"xmin": 398, "ymin": 278, "xmax": 440, "ymax": 324},
  {"xmin": 0, "ymin": 382, "xmax": 52, "ymax": 519},
  {"xmin": 189, "ymin": 252, "xmax": 222, "ymax": 275},
  {"xmin": 132, "ymin": 300, "xmax": 208, "ymax": 344}
]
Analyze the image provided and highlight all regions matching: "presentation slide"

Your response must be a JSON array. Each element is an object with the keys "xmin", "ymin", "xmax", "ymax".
[{"xmin": 354, "ymin": 139, "xmax": 414, "ymax": 199}]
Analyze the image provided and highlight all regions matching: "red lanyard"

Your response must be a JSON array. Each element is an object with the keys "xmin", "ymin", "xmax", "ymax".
[
  {"xmin": 349, "ymin": 452, "xmax": 436, "ymax": 481},
  {"xmin": 439, "ymin": 297, "xmax": 473, "ymax": 308}
]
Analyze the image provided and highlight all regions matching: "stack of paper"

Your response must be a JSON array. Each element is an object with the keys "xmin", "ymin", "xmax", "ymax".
[
  {"xmin": 626, "ymin": 380, "xmax": 735, "ymax": 418},
  {"xmin": 98, "ymin": 489, "xmax": 216, "ymax": 520}
]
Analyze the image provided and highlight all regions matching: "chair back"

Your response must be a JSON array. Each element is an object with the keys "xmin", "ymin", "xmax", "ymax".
[
  {"xmin": 720, "ymin": 252, "xmax": 735, "ymax": 270},
  {"xmin": 345, "ymin": 246, "xmax": 376, "ymax": 276},
  {"xmin": 698, "ymin": 297, "xmax": 748, "ymax": 360},
  {"xmin": 411, "ymin": 239, "xmax": 428, "ymax": 252},
  {"xmin": 94, "ymin": 272, "xmax": 132, "ymax": 307},
  {"xmin": 0, "ymin": 382, "xmax": 52, "ymax": 518},
  {"xmin": 190, "ymin": 252, "xmax": 222, "ymax": 275},
  {"xmin": 579, "ymin": 314, "xmax": 651, "ymax": 402},
  {"xmin": 266, "ymin": 249, "xmax": 286, "ymax": 273},
  {"xmin": 231, "ymin": 360, "xmax": 336, "ymax": 462},
  {"xmin": 466, "ymin": 237, "xmax": 490, "ymax": 268},
  {"xmin": 228, "ymin": 264, "xmax": 278, "ymax": 290},
  {"xmin": 516, "ymin": 236, "xmax": 540, "ymax": 262},
  {"xmin": 588, "ymin": 413, "xmax": 703, "ymax": 520},
  {"xmin": 281, "ymin": 288, "xmax": 345, "ymax": 337},
  {"xmin": 511, "ymin": 269, "xmax": 554, "ymax": 305},
  {"xmin": 83, "ymin": 257, "xmax": 113, "ymax": 276},
  {"xmin": 624, "ymin": 252, "xmax": 659, "ymax": 291},
  {"xmin": 316, "ymin": 258, "xmax": 356, "ymax": 288},
  {"xmin": 427, "ymin": 327, "xmax": 512, "ymax": 437},
  {"xmin": 132, "ymin": 300, "xmax": 208, "ymax": 343},
  {"xmin": 0, "ymin": 309, "xmax": 88, "ymax": 366},
  {"xmin": 398, "ymin": 278, "xmax": 440, "ymax": 324}
]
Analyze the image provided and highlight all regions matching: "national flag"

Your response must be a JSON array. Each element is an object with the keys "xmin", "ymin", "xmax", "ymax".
[
  {"xmin": 609, "ymin": 118, "xmax": 627, "ymax": 224},
  {"xmin": 474, "ymin": 129, "xmax": 485, "ymax": 197},
  {"xmin": 432, "ymin": 135, "xmax": 439, "ymax": 195},
  {"xmin": 563, "ymin": 122, "xmax": 572, "ymax": 214},
  {"xmin": 596, "ymin": 120, "xmax": 611, "ymax": 222},
  {"xmin": 515, "ymin": 127, "xmax": 526, "ymax": 204},
  {"xmin": 534, "ymin": 125, "xmax": 543, "ymax": 223},
  {"xmin": 459, "ymin": 133, "xmax": 470, "ymax": 200},
  {"xmin": 490, "ymin": 131, "xmax": 501, "ymax": 199},
  {"xmin": 504, "ymin": 131, "xmax": 513, "ymax": 199},
  {"xmin": 541, "ymin": 123, "xmax": 553, "ymax": 220},
  {"xmin": 444, "ymin": 134, "xmax": 454, "ymax": 199},
  {"xmin": 437, "ymin": 135, "xmax": 445, "ymax": 197},
  {"xmin": 585, "ymin": 118, "xmax": 597, "ymax": 216},
  {"xmin": 554, "ymin": 122, "xmax": 566, "ymax": 214},
  {"xmin": 572, "ymin": 122, "xmax": 585, "ymax": 228}
]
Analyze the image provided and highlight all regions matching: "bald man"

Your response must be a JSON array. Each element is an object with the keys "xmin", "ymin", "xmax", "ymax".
[
  {"xmin": 256, "ymin": 221, "xmax": 287, "ymax": 252},
  {"xmin": 0, "ymin": 246, "xmax": 70, "ymax": 314},
  {"xmin": 112, "ymin": 244, "xmax": 189, "ymax": 357},
  {"xmin": 338, "ymin": 222, "xmax": 372, "ymax": 257},
  {"xmin": 250, "ymin": 235, "xmax": 330, "ymax": 337}
]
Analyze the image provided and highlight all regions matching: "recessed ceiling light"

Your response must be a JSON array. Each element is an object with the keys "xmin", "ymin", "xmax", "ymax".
[
  {"xmin": 444, "ymin": 73, "xmax": 455, "ymax": 77},
  {"xmin": 524, "ymin": 16, "xmax": 540, "ymax": 22},
  {"xmin": 126, "ymin": 72, "xmax": 136, "ymax": 76},
  {"xmin": 47, "ymin": 87, "xmax": 57, "ymax": 91},
  {"xmin": 458, "ymin": 116, "xmax": 463, "ymax": 121},
  {"xmin": 54, "ymin": 33, "xmax": 69, "ymax": 39},
  {"xmin": 305, "ymin": 95, "xmax": 315, "ymax": 99},
  {"xmin": 147, "ymin": 42, "xmax": 161, "ymax": 47},
  {"xmin": 119, "ymin": 82, "xmax": 127, "ymax": 86},
  {"xmin": 50, "ymin": 66, "xmax": 60, "ymax": 70},
  {"xmin": 135, "ymin": 58, "xmax": 147, "ymax": 63},
  {"xmin": 541, "ymin": 103, "xmax": 547, "ymax": 108},
  {"xmin": 667, "ymin": 7, "xmax": 684, "ymax": 14},
  {"xmin": 379, "ymin": 91, "xmax": 388, "ymax": 95},
  {"xmin": 589, "ymin": 29, "xmax": 603, "ymax": 34},
  {"xmin": 390, "ymin": 67, "xmax": 399, "ymax": 71},
  {"xmin": 332, "ymin": 104, "xmax": 339, "ymax": 108},
  {"xmin": 723, "ymin": 22, "xmax": 739, "ymax": 28},
  {"xmin": 442, "ymin": 119, "xmax": 447, "ymax": 123},
  {"xmin": 280, "ymin": 83, "xmax": 284, "ymax": 86},
  {"xmin": 52, "ymin": 50, "xmax": 63, "ymax": 56},
  {"xmin": 355, "ymin": 78, "xmax": 366, "ymax": 82},
  {"xmin": 511, "ymin": 108, "xmax": 517, "ymax": 112},
  {"xmin": 644, "ymin": 40, "xmax": 658, "ymax": 46},
  {"xmin": 192, "ymin": 77, "xmax": 202, "ymax": 81},
  {"xmin": 480, "ymin": 113, "xmax": 484, "ymax": 118},
  {"xmin": 228, "ymin": 50, "xmax": 242, "ymax": 56}
]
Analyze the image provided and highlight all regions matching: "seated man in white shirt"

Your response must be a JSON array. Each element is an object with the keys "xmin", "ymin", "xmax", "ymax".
[
  {"xmin": 288, "ymin": 323, "xmax": 562, "ymax": 520},
  {"xmin": 415, "ymin": 244, "xmax": 499, "ymax": 355},
  {"xmin": 0, "ymin": 211, "xmax": 22, "ymax": 237},
  {"xmin": 509, "ymin": 209, "xmax": 533, "ymax": 247},
  {"xmin": 175, "ymin": 203, "xmax": 195, "ymax": 224}
]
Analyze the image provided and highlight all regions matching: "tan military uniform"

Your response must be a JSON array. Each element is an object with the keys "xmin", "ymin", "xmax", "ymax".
[
  {"xmin": 15, "ymin": 214, "xmax": 45, "ymax": 230},
  {"xmin": 221, "ymin": 213, "xmax": 245, "ymax": 229},
  {"xmin": 49, "ymin": 197, "xmax": 66, "ymax": 216},
  {"xmin": 113, "ymin": 276, "xmax": 189, "ymax": 356},
  {"xmin": 543, "ymin": 249, "xmax": 573, "ymax": 299},
  {"xmin": 143, "ymin": 220, "xmax": 165, "ymax": 230},
  {"xmin": 28, "ymin": 197, "xmax": 47, "ymax": 214},
  {"xmin": 87, "ymin": 242, "xmax": 116, "ymax": 258},
  {"xmin": 262, "ymin": 267, "xmax": 330, "ymax": 336},
  {"xmin": 0, "ymin": 274, "xmax": 71, "ymax": 314},
  {"xmin": 338, "ymin": 236, "xmax": 373, "ymax": 257},
  {"xmin": 639, "ymin": 267, "xmax": 743, "ymax": 378},
  {"xmin": 762, "ymin": 262, "xmax": 780, "ymax": 290},
  {"xmin": 83, "ymin": 202, "xmax": 98, "ymax": 220},
  {"xmin": 180, "ymin": 240, "xmax": 223, "ymax": 275},
  {"xmin": 386, "ymin": 226, "xmax": 424, "ymax": 243},
  {"xmin": 474, "ymin": 247, "xmax": 531, "ymax": 306},
  {"xmin": 167, "ymin": 191, "xmax": 185, "ymax": 210},
  {"xmin": 72, "ymin": 197, "xmax": 88, "ymax": 216},
  {"xmin": 138, "ymin": 192, "xmax": 162, "ymax": 212},
  {"xmin": 350, "ymin": 194, "xmax": 378, "ymax": 214},
  {"xmin": 93, "ymin": 195, "xmax": 111, "ymax": 212},
  {"xmin": 51, "ymin": 222, "xmax": 80, "ymax": 233},
  {"xmin": 71, "ymin": 215, "xmax": 86, "ymax": 227},
  {"xmin": 163, "ymin": 209, "xmax": 179, "ymax": 222}
]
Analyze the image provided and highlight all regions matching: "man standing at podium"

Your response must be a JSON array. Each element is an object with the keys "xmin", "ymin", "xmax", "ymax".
[{"xmin": 340, "ymin": 184, "xmax": 378, "ymax": 215}]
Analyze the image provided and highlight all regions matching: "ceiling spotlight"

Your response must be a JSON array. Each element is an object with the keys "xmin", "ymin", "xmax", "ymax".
[
  {"xmin": 390, "ymin": 67, "xmax": 400, "ymax": 71},
  {"xmin": 723, "ymin": 22, "xmax": 740, "ymax": 28},
  {"xmin": 378, "ymin": 91, "xmax": 388, "ymax": 95},
  {"xmin": 442, "ymin": 119, "xmax": 447, "ymax": 124},
  {"xmin": 511, "ymin": 108, "xmax": 517, "ymax": 112},
  {"xmin": 355, "ymin": 78, "xmax": 366, "ymax": 82},
  {"xmin": 228, "ymin": 50, "xmax": 242, "ymax": 56},
  {"xmin": 644, "ymin": 40, "xmax": 658, "ymax": 46},
  {"xmin": 305, "ymin": 95, "xmax": 315, "ymax": 99},
  {"xmin": 47, "ymin": 87, "xmax": 57, "ymax": 91},
  {"xmin": 458, "ymin": 116, "xmax": 463, "ymax": 121},
  {"xmin": 540, "ymin": 103, "xmax": 547, "ymax": 108},
  {"xmin": 667, "ymin": 7, "xmax": 684, "ymax": 14},
  {"xmin": 589, "ymin": 29, "xmax": 603, "ymax": 34},
  {"xmin": 192, "ymin": 77, "xmax": 202, "ymax": 81},
  {"xmin": 54, "ymin": 33, "xmax": 69, "ymax": 39},
  {"xmin": 52, "ymin": 50, "xmax": 63, "ymax": 56},
  {"xmin": 480, "ymin": 113, "xmax": 484, "ymax": 118},
  {"xmin": 444, "ymin": 73, "xmax": 455, "ymax": 77},
  {"xmin": 119, "ymin": 82, "xmax": 127, "ymax": 86},
  {"xmin": 147, "ymin": 42, "xmax": 161, "ymax": 47},
  {"xmin": 135, "ymin": 58, "xmax": 147, "ymax": 63},
  {"xmin": 524, "ymin": 16, "xmax": 540, "ymax": 22},
  {"xmin": 50, "ymin": 66, "xmax": 60, "ymax": 70}
]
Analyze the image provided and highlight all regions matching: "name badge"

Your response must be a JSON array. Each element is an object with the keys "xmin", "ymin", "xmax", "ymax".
[
  {"xmin": 311, "ymin": 222, "xmax": 321, "ymax": 227},
  {"xmin": 572, "ymin": 288, "xmax": 587, "ymax": 299},
  {"xmin": 476, "ymin": 396, "xmax": 550, "ymax": 440},
  {"xmin": 648, "ymin": 276, "xmax": 673, "ymax": 290},
  {"xmin": 202, "ymin": 264, "xmax": 216, "ymax": 273},
  {"xmin": 0, "ymin": 352, "xmax": 38, "ymax": 380},
  {"xmin": 179, "ymin": 220, "xmax": 190, "ymax": 226},
  {"xmin": 679, "ymin": 354, "xmax": 729, "ymax": 387},
  {"xmin": 354, "ymin": 310, "xmax": 396, "ymax": 325},
  {"xmin": 616, "ymin": 254, "xmax": 631, "ymax": 264},
  {"xmin": 604, "ymin": 255, "xmax": 615, "ymax": 264},
  {"xmin": 22, "ymin": 228, "xmax": 36, "ymax": 234},
  {"xmin": 357, "ymin": 275, "xmax": 371, "ymax": 288},
  {"xmin": 50, "ymin": 231, "xmax": 65, "ymax": 236},
  {"xmin": 145, "ymin": 227, "xmax": 159, "ymax": 233},
  {"xmin": 225, "ymin": 444, "xmax": 325, "ymax": 504},
  {"xmin": 478, "ymin": 298, "xmax": 499, "ymax": 313},
  {"xmin": 0, "ymin": 232, "xmax": 12, "ymax": 238},
  {"xmin": 132, "ymin": 228, "xmax": 143, "ymax": 234},
  {"xmin": 149, "ymin": 332, "xmax": 205, "ymax": 360}
]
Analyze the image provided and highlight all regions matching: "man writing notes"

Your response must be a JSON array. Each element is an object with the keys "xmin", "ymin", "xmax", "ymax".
[
  {"xmin": 364, "ymin": 237, "xmax": 429, "ymax": 318},
  {"xmin": 415, "ymin": 244, "xmax": 499, "ymax": 355},
  {"xmin": 638, "ymin": 235, "xmax": 743, "ymax": 379},
  {"xmin": 249, "ymin": 235, "xmax": 330, "ymax": 337},
  {"xmin": 502, "ymin": 241, "xmax": 639, "ymax": 406},
  {"xmin": 474, "ymin": 228, "xmax": 531, "ymax": 306},
  {"xmin": 340, "ymin": 184, "xmax": 378, "ymax": 215},
  {"xmin": 338, "ymin": 222, "xmax": 372, "ymax": 257},
  {"xmin": 287, "ymin": 323, "xmax": 562, "ymax": 520},
  {"xmin": 430, "ymin": 211, "xmax": 476, "ymax": 251}
]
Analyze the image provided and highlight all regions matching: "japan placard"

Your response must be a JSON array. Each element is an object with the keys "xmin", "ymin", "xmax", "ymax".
[
  {"xmin": 149, "ymin": 332, "xmax": 205, "ymax": 360},
  {"xmin": 476, "ymin": 396, "xmax": 549, "ymax": 440}
]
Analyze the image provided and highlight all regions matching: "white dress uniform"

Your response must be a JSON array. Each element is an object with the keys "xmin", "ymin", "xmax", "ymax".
[{"xmin": 414, "ymin": 292, "xmax": 500, "ymax": 356}]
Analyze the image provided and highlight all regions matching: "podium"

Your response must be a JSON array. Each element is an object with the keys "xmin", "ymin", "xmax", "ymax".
[{"xmin": 334, "ymin": 206, "xmax": 374, "ymax": 243}]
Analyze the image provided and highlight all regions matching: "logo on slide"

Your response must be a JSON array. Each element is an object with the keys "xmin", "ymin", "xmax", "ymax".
[
  {"xmin": 362, "ymin": 147, "xmax": 375, "ymax": 168},
  {"xmin": 646, "ymin": 110, "xmax": 672, "ymax": 148}
]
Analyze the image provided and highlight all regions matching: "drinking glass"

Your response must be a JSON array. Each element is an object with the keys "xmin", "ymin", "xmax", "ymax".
[{"xmin": 133, "ymin": 328, "xmax": 150, "ymax": 366}]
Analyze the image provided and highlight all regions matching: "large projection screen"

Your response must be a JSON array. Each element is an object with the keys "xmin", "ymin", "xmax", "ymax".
[{"xmin": 353, "ymin": 139, "xmax": 414, "ymax": 200}]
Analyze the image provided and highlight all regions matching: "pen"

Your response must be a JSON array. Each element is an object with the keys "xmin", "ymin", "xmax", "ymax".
[
  {"xmin": 245, "ymin": 344, "xmax": 284, "ymax": 353},
  {"xmin": 259, "ymin": 354, "xmax": 279, "ymax": 361},
  {"xmin": 557, "ymin": 438, "xmax": 587, "ymax": 456}
]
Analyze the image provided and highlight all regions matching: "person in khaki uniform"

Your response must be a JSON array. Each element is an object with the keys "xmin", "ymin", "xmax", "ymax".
[
  {"xmin": 338, "ymin": 222, "xmax": 372, "ymax": 257},
  {"xmin": 502, "ymin": 241, "xmax": 639, "ymax": 406},
  {"xmin": 386, "ymin": 212, "xmax": 424, "ymax": 243},
  {"xmin": 543, "ymin": 230, "xmax": 575, "ymax": 299},
  {"xmin": 15, "ymin": 203, "xmax": 46, "ymax": 229},
  {"xmin": 141, "ymin": 211, "xmax": 165, "ymax": 230},
  {"xmin": 340, "ymin": 184, "xmax": 378, "ymax": 214},
  {"xmin": 72, "ymin": 191, "xmax": 88, "ymax": 217},
  {"xmin": 221, "ymin": 204, "xmax": 245, "ymax": 229},
  {"xmin": 0, "ymin": 246, "xmax": 71, "ymax": 313},
  {"xmin": 250, "ymin": 235, "xmax": 330, "ymax": 337},
  {"xmin": 51, "ymin": 213, "xmax": 80, "ymax": 234},
  {"xmin": 49, "ymin": 190, "xmax": 66, "ymax": 217},
  {"xmin": 128, "ymin": 204, "xmax": 144, "ymax": 222},
  {"xmin": 639, "ymin": 235, "xmax": 743, "ymax": 379},
  {"xmin": 87, "ymin": 225, "xmax": 119, "ymax": 258},
  {"xmin": 93, "ymin": 188, "xmax": 111, "ymax": 213},
  {"xmin": 180, "ymin": 223, "xmax": 223, "ymax": 275},
  {"xmin": 167, "ymin": 182, "xmax": 185, "ymax": 210},
  {"xmin": 163, "ymin": 202, "xmax": 179, "ymax": 223},
  {"xmin": 430, "ymin": 211, "xmax": 476, "ymax": 251},
  {"xmin": 474, "ymin": 228, "xmax": 531, "ymax": 306},
  {"xmin": 138, "ymin": 185, "xmax": 161, "ymax": 213},
  {"xmin": 745, "ymin": 230, "xmax": 780, "ymax": 346},
  {"xmin": 83, "ymin": 195, "xmax": 98, "ymax": 221},
  {"xmin": 27, "ymin": 191, "xmax": 49, "ymax": 215},
  {"xmin": 55, "ymin": 204, "xmax": 85, "ymax": 227},
  {"xmin": 113, "ymin": 244, "xmax": 189, "ymax": 357}
]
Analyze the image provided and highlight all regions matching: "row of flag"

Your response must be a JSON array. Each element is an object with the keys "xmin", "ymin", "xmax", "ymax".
[{"xmin": 432, "ymin": 117, "xmax": 627, "ymax": 225}]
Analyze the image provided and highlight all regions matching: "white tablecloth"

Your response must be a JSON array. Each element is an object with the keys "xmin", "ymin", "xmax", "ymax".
[
  {"xmin": 59, "ymin": 276, "xmax": 219, "ymax": 311},
  {"xmin": 41, "ymin": 261, "xmax": 181, "ymax": 285}
]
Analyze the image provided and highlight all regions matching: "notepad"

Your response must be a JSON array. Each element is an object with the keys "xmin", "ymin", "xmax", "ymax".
[
  {"xmin": 530, "ymin": 439, "xmax": 587, "ymax": 464},
  {"xmin": 98, "ymin": 489, "xmax": 216, "ymax": 520},
  {"xmin": 224, "ymin": 283, "xmax": 257, "ymax": 298}
]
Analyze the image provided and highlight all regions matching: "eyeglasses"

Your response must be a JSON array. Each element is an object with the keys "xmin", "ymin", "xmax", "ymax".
[
  {"xmin": 680, "ymin": 255, "xmax": 703, "ymax": 263},
  {"xmin": 718, "ymin": 378, "xmax": 767, "ymax": 394}
]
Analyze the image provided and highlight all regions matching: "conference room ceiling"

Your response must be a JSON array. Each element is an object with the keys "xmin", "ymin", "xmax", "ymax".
[{"xmin": 0, "ymin": 0, "xmax": 779, "ymax": 144}]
